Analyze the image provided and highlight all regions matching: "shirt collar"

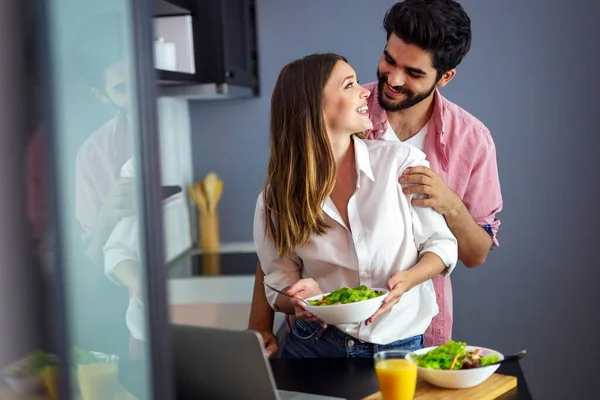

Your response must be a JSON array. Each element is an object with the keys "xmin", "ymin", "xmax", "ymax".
[
  {"xmin": 365, "ymin": 82, "xmax": 447, "ymax": 144},
  {"xmin": 353, "ymin": 136, "xmax": 375, "ymax": 182},
  {"xmin": 430, "ymin": 88, "xmax": 446, "ymax": 143}
]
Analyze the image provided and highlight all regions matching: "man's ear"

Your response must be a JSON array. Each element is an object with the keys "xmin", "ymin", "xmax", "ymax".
[
  {"xmin": 436, "ymin": 69, "xmax": 456, "ymax": 88},
  {"xmin": 91, "ymin": 87, "xmax": 110, "ymax": 103}
]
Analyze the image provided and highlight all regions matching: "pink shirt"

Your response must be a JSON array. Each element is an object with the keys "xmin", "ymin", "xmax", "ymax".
[
  {"xmin": 363, "ymin": 82, "xmax": 503, "ymax": 347},
  {"xmin": 75, "ymin": 113, "xmax": 133, "ymax": 238}
]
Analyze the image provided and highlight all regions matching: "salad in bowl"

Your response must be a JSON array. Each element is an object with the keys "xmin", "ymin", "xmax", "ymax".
[
  {"xmin": 406, "ymin": 340, "xmax": 504, "ymax": 389},
  {"xmin": 302, "ymin": 285, "xmax": 388, "ymax": 325}
]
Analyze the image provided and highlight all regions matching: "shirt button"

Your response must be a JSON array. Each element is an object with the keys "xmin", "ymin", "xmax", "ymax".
[
  {"xmin": 347, "ymin": 340, "xmax": 355, "ymax": 347},
  {"xmin": 360, "ymin": 272, "xmax": 369, "ymax": 278},
  {"xmin": 353, "ymin": 234, "xmax": 361, "ymax": 241}
]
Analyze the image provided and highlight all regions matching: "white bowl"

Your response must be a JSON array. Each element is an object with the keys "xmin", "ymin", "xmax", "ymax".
[
  {"xmin": 406, "ymin": 346, "xmax": 504, "ymax": 389},
  {"xmin": 302, "ymin": 288, "xmax": 388, "ymax": 325}
]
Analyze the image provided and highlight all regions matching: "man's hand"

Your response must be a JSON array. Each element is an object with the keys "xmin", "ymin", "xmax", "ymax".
[
  {"xmin": 366, "ymin": 270, "xmax": 412, "ymax": 325},
  {"xmin": 113, "ymin": 260, "xmax": 143, "ymax": 306},
  {"xmin": 101, "ymin": 177, "xmax": 136, "ymax": 222},
  {"xmin": 399, "ymin": 166, "xmax": 461, "ymax": 216},
  {"xmin": 287, "ymin": 279, "xmax": 327, "ymax": 328},
  {"xmin": 129, "ymin": 279, "xmax": 143, "ymax": 308},
  {"xmin": 253, "ymin": 329, "xmax": 278, "ymax": 358}
]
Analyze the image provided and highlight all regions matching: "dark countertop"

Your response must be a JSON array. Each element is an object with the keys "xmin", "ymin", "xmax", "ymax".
[
  {"xmin": 167, "ymin": 249, "xmax": 258, "ymax": 278},
  {"xmin": 270, "ymin": 358, "xmax": 532, "ymax": 400}
]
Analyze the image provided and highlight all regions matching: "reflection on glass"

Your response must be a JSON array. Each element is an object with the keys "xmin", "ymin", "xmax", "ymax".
[
  {"xmin": 75, "ymin": 351, "xmax": 119, "ymax": 400},
  {"xmin": 43, "ymin": 0, "xmax": 152, "ymax": 398}
]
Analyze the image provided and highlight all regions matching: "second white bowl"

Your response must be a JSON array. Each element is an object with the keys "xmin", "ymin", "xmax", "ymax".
[{"xmin": 406, "ymin": 346, "xmax": 504, "ymax": 389}]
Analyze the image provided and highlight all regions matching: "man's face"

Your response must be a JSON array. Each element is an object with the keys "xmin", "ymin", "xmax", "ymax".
[
  {"xmin": 96, "ymin": 60, "xmax": 131, "ymax": 113},
  {"xmin": 376, "ymin": 34, "xmax": 439, "ymax": 112}
]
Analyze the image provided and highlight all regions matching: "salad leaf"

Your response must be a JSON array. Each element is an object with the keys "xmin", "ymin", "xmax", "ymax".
[
  {"xmin": 413, "ymin": 340, "xmax": 499, "ymax": 370},
  {"xmin": 70, "ymin": 347, "xmax": 99, "ymax": 366},
  {"xmin": 28, "ymin": 350, "xmax": 57, "ymax": 374},
  {"xmin": 414, "ymin": 340, "xmax": 468, "ymax": 370},
  {"xmin": 481, "ymin": 355, "xmax": 499, "ymax": 367},
  {"xmin": 307, "ymin": 285, "xmax": 384, "ymax": 306}
]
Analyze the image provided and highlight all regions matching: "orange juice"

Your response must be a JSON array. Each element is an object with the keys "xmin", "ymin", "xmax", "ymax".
[
  {"xmin": 42, "ymin": 366, "xmax": 59, "ymax": 400},
  {"xmin": 77, "ymin": 363, "xmax": 119, "ymax": 400},
  {"xmin": 375, "ymin": 359, "xmax": 417, "ymax": 400}
]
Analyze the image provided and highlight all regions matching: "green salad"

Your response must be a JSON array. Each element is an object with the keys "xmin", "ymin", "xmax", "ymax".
[
  {"xmin": 413, "ymin": 340, "xmax": 499, "ymax": 370},
  {"xmin": 307, "ymin": 285, "xmax": 384, "ymax": 306}
]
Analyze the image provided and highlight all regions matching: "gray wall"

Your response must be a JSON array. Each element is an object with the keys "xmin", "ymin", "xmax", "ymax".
[{"xmin": 190, "ymin": 0, "xmax": 600, "ymax": 398}]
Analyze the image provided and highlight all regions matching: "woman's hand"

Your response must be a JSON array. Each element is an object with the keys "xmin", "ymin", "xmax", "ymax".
[
  {"xmin": 287, "ymin": 278, "xmax": 327, "ymax": 328},
  {"xmin": 366, "ymin": 270, "xmax": 412, "ymax": 325}
]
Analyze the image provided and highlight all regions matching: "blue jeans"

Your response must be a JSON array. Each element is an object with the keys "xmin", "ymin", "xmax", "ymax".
[{"xmin": 281, "ymin": 319, "xmax": 424, "ymax": 359}]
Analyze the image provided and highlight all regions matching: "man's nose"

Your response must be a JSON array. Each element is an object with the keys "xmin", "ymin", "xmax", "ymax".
[{"xmin": 386, "ymin": 71, "xmax": 405, "ymax": 88}]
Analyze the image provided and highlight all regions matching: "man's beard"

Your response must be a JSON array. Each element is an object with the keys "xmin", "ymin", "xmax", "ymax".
[{"xmin": 376, "ymin": 72, "xmax": 437, "ymax": 112}]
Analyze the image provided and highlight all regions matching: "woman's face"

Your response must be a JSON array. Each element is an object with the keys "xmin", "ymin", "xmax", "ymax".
[{"xmin": 322, "ymin": 61, "xmax": 373, "ymax": 137}]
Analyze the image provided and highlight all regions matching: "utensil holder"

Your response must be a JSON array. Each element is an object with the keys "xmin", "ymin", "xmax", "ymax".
[{"xmin": 198, "ymin": 211, "xmax": 219, "ymax": 252}]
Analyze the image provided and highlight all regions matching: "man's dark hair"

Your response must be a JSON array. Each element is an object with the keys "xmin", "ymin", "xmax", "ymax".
[
  {"xmin": 73, "ymin": 11, "xmax": 125, "ymax": 90},
  {"xmin": 383, "ymin": 0, "xmax": 472, "ymax": 78}
]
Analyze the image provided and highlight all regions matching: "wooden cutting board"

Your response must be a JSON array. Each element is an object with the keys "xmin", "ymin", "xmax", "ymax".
[{"xmin": 363, "ymin": 373, "xmax": 517, "ymax": 400}]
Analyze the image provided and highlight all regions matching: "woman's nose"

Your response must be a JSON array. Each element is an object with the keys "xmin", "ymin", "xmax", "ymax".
[{"xmin": 359, "ymin": 85, "xmax": 371, "ymax": 99}]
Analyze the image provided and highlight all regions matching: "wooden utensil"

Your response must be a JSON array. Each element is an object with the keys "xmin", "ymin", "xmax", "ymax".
[{"xmin": 188, "ymin": 172, "xmax": 223, "ymax": 252}]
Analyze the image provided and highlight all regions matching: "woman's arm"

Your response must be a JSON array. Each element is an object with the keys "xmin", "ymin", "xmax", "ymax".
[
  {"xmin": 368, "ymin": 150, "xmax": 458, "ymax": 323},
  {"xmin": 253, "ymin": 194, "xmax": 302, "ymax": 310},
  {"xmin": 367, "ymin": 252, "xmax": 445, "ymax": 324}
]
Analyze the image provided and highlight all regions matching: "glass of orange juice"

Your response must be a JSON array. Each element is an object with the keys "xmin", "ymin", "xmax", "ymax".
[
  {"xmin": 373, "ymin": 350, "xmax": 417, "ymax": 400},
  {"xmin": 76, "ymin": 352, "xmax": 120, "ymax": 400}
]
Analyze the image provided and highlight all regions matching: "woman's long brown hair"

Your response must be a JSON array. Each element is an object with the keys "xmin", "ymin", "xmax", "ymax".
[{"xmin": 264, "ymin": 53, "xmax": 347, "ymax": 257}]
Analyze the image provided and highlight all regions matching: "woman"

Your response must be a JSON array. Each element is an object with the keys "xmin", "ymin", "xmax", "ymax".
[{"xmin": 254, "ymin": 53, "xmax": 457, "ymax": 358}]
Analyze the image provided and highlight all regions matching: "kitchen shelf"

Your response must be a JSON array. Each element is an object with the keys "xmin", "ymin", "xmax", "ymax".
[
  {"xmin": 155, "ymin": 0, "xmax": 192, "ymax": 16},
  {"xmin": 156, "ymin": 69, "xmax": 198, "ymax": 85}
]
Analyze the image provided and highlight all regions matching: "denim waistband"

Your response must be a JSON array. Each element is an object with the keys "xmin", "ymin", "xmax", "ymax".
[{"xmin": 283, "ymin": 319, "xmax": 424, "ymax": 359}]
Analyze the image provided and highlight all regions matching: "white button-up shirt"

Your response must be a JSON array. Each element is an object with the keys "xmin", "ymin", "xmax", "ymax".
[{"xmin": 254, "ymin": 138, "xmax": 458, "ymax": 345}]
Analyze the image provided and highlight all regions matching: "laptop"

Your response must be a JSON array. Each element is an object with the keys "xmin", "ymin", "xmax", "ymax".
[{"xmin": 171, "ymin": 324, "xmax": 346, "ymax": 400}]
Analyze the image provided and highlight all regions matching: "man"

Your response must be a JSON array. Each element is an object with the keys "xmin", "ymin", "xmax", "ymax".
[
  {"xmin": 73, "ymin": 11, "xmax": 136, "ymax": 265},
  {"xmin": 73, "ymin": 11, "xmax": 141, "ymax": 358},
  {"xmin": 249, "ymin": 0, "xmax": 502, "ymax": 355}
]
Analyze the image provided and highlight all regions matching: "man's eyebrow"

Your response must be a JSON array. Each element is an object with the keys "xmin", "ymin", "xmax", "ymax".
[
  {"xmin": 383, "ymin": 49, "xmax": 397, "ymax": 65},
  {"xmin": 384, "ymin": 50, "xmax": 427, "ymax": 76},
  {"xmin": 406, "ymin": 66, "xmax": 427, "ymax": 76}
]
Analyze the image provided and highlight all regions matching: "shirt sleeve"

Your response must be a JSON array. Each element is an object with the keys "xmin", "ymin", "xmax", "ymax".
[
  {"xmin": 463, "ymin": 131, "xmax": 503, "ymax": 246},
  {"xmin": 103, "ymin": 215, "xmax": 138, "ymax": 285},
  {"xmin": 253, "ymin": 193, "xmax": 301, "ymax": 309},
  {"xmin": 400, "ymin": 148, "xmax": 459, "ymax": 276},
  {"xmin": 75, "ymin": 151, "xmax": 102, "ymax": 240}
]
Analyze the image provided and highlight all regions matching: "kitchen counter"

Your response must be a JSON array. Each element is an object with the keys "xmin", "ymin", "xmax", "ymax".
[
  {"xmin": 166, "ymin": 244, "xmax": 286, "ymax": 337},
  {"xmin": 270, "ymin": 358, "xmax": 532, "ymax": 400},
  {"xmin": 167, "ymin": 244, "xmax": 258, "ymax": 278},
  {"xmin": 116, "ymin": 357, "xmax": 531, "ymax": 400}
]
